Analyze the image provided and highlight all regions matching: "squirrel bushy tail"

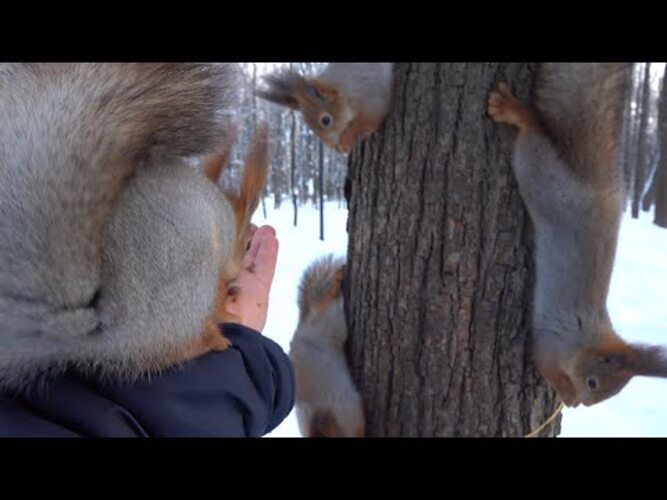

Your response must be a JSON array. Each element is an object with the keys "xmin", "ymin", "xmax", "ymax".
[
  {"xmin": 0, "ymin": 63, "xmax": 239, "ymax": 389},
  {"xmin": 297, "ymin": 254, "xmax": 345, "ymax": 325}
]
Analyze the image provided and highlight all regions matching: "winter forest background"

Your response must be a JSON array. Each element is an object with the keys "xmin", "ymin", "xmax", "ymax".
[{"xmin": 233, "ymin": 63, "xmax": 667, "ymax": 437}]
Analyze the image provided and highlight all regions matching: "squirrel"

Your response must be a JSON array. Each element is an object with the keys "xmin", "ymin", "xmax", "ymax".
[
  {"xmin": 288, "ymin": 255, "xmax": 365, "ymax": 437},
  {"xmin": 255, "ymin": 63, "xmax": 393, "ymax": 153},
  {"xmin": 0, "ymin": 63, "xmax": 268, "ymax": 390},
  {"xmin": 488, "ymin": 63, "xmax": 667, "ymax": 407}
]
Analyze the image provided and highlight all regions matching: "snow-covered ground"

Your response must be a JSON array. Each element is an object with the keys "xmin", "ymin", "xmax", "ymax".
[{"xmin": 253, "ymin": 202, "xmax": 667, "ymax": 437}]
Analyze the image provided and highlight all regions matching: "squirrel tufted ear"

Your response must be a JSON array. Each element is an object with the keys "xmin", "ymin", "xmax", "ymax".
[
  {"xmin": 237, "ymin": 121, "xmax": 270, "ymax": 219},
  {"xmin": 308, "ymin": 79, "xmax": 342, "ymax": 103},
  {"xmin": 631, "ymin": 344, "xmax": 667, "ymax": 378},
  {"xmin": 602, "ymin": 351, "xmax": 629, "ymax": 369},
  {"xmin": 301, "ymin": 80, "xmax": 329, "ymax": 103},
  {"xmin": 255, "ymin": 70, "xmax": 307, "ymax": 110},
  {"xmin": 586, "ymin": 339, "xmax": 634, "ymax": 371},
  {"xmin": 200, "ymin": 123, "xmax": 239, "ymax": 184}
]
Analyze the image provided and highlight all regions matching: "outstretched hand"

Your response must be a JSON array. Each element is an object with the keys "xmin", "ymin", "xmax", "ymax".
[{"xmin": 224, "ymin": 224, "xmax": 279, "ymax": 332}]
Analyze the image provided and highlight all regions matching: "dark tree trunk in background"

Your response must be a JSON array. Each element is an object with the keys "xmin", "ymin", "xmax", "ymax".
[
  {"xmin": 626, "ymin": 64, "xmax": 644, "ymax": 211},
  {"xmin": 319, "ymin": 140, "xmax": 324, "ymax": 241},
  {"xmin": 271, "ymin": 112, "xmax": 284, "ymax": 209},
  {"xmin": 325, "ymin": 149, "xmax": 335, "ymax": 200},
  {"xmin": 344, "ymin": 63, "xmax": 560, "ymax": 437},
  {"xmin": 252, "ymin": 64, "xmax": 268, "ymax": 220},
  {"xmin": 290, "ymin": 85, "xmax": 298, "ymax": 227},
  {"xmin": 643, "ymin": 174, "xmax": 657, "ymax": 211},
  {"xmin": 621, "ymin": 63, "xmax": 636, "ymax": 210},
  {"xmin": 291, "ymin": 110, "xmax": 297, "ymax": 226},
  {"xmin": 655, "ymin": 66, "xmax": 667, "ymax": 228},
  {"xmin": 632, "ymin": 63, "xmax": 651, "ymax": 218},
  {"xmin": 306, "ymin": 129, "xmax": 315, "ymax": 206}
]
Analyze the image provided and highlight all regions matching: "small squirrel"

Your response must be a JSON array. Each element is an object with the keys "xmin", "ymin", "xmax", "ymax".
[
  {"xmin": 255, "ymin": 63, "xmax": 393, "ymax": 153},
  {"xmin": 288, "ymin": 255, "xmax": 365, "ymax": 437},
  {"xmin": 488, "ymin": 63, "xmax": 667, "ymax": 407},
  {"xmin": 0, "ymin": 63, "xmax": 267, "ymax": 389}
]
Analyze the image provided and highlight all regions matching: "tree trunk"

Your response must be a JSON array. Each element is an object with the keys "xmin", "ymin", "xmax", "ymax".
[
  {"xmin": 319, "ymin": 139, "xmax": 324, "ymax": 241},
  {"xmin": 290, "ymin": 103, "xmax": 298, "ymax": 225},
  {"xmin": 302, "ymin": 126, "xmax": 313, "ymax": 206},
  {"xmin": 251, "ymin": 64, "xmax": 268, "ymax": 220},
  {"xmin": 643, "ymin": 169, "xmax": 657, "ymax": 212},
  {"xmin": 625, "ymin": 64, "xmax": 645, "ymax": 211},
  {"xmin": 656, "ymin": 67, "xmax": 667, "ymax": 228},
  {"xmin": 632, "ymin": 63, "xmax": 651, "ymax": 218},
  {"xmin": 621, "ymin": 64, "xmax": 636, "ymax": 210},
  {"xmin": 271, "ymin": 111, "xmax": 284, "ymax": 209},
  {"xmin": 344, "ymin": 63, "xmax": 560, "ymax": 437}
]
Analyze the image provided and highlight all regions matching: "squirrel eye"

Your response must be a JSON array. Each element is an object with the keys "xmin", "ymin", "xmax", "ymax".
[
  {"xmin": 586, "ymin": 377, "xmax": 599, "ymax": 390},
  {"xmin": 320, "ymin": 113, "xmax": 332, "ymax": 128}
]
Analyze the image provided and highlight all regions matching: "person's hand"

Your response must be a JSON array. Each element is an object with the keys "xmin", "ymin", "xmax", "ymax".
[{"xmin": 224, "ymin": 224, "xmax": 279, "ymax": 332}]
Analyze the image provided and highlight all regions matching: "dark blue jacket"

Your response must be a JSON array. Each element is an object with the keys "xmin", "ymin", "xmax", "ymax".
[{"xmin": 0, "ymin": 323, "xmax": 295, "ymax": 437}]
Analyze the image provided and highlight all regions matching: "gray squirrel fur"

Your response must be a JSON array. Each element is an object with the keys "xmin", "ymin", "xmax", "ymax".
[
  {"xmin": 0, "ymin": 63, "xmax": 241, "ymax": 390},
  {"xmin": 289, "ymin": 255, "xmax": 365, "ymax": 437},
  {"xmin": 490, "ymin": 63, "xmax": 667, "ymax": 406}
]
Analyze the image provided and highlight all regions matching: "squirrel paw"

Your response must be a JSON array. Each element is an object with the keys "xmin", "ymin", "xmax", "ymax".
[
  {"xmin": 488, "ymin": 82, "xmax": 530, "ymax": 129},
  {"xmin": 334, "ymin": 116, "xmax": 376, "ymax": 153},
  {"xmin": 334, "ymin": 142, "xmax": 352, "ymax": 154},
  {"xmin": 162, "ymin": 321, "xmax": 232, "ymax": 367},
  {"xmin": 202, "ymin": 320, "xmax": 233, "ymax": 352},
  {"xmin": 334, "ymin": 129, "xmax": 356, "ymax": 154}
]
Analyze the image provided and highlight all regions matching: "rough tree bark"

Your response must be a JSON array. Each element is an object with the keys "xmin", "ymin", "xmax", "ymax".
[
  {"xmin": 344, "ymin": 63, "xmax": 561, "ymax": 437},
  {"xmin": 655, "ymin": 66, "xmax": 667, "ymax": 228}
]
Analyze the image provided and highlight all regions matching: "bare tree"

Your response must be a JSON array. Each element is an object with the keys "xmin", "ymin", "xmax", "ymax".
[
  {"xmin": 345, "ymin": 63, "xmax": 559, "ymax": 437},
  {"xmin": 632, "ymin": 63, "xmax": 652, "ymax": 218},
  {"xmin": 655, "ymin": 66, "xmax": 667, "ymax": 228},
  {"xmin": 621, "ymin": 63, "xmax": 637, "ymax": 210},
  {"xmin": 251, "ymin": 64, "xmax": 268, "ymax": 220},
  {"xmin": 319, "ymin": 139, "xmax": 324, "ymax": 241},
  {"xmin": 290, "ymin": 109, "xmax": 298, "ymax": 225},
  {"xmin": 642, "ymin": 131, "xmax": 660, "ymax": 212}
]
